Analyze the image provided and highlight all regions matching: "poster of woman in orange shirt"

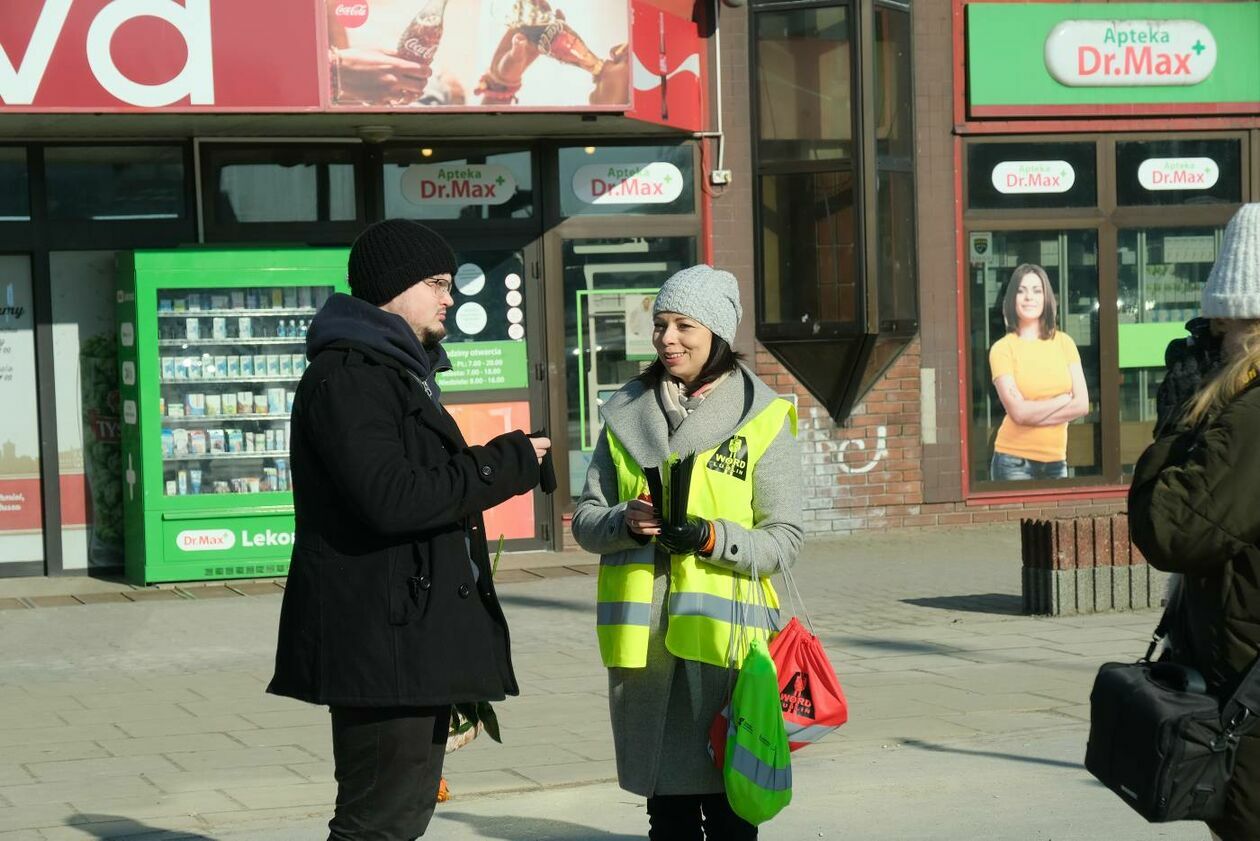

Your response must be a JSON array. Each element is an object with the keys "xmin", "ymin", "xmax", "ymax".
[{"xmin": 988, "ymin": 264, "xmax": 1090, "ymax": 481}]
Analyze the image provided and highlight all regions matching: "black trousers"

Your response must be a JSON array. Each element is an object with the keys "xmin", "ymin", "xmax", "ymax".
[
  {"xmin": 647, "ymin": 793, "xmax": 758, "ymax": 841},
  {"xmin": 327, "ymin": 706, "xmax": 450, "ymax": 841}
]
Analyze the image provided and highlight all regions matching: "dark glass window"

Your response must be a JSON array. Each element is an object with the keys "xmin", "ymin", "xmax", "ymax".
[
  {"xmin": 760, "ymin": 171, "xmax": 858, "ymax": 328},
  {"xmin": 876, "ymin": 170, "xmax": 916, "ymax": 328},
  {"xmin": 203, "ymin": 146, "xmax": 359, "ymax": 226},
  {"xmin": 874, "ymin": 5, "xmax": 913, "ymax": 165},
  {"xmin": 1116, "ymin": 139, "xmax": 1242, "ymax": 207},
  {"xmin": 383, "ymin": 148, "xmax": 534, "ymax": 221},
  {"xmin": 755, "ymin": 6, "xmax": 852, "ymax": 164},
  {"xmin": 45, "ymin": 146, "xmax": 185, "ymax": 221},
  {"xmin": 0, "ymin": 148, "xmax": 28, "ymax": 221},
  {"xmin": 558, "ymin": 145, "xmax": 695, "ymax": 217},
  {"xmin": 967, "ymin": 142, "xmax": 1097, "ymax": 210}
]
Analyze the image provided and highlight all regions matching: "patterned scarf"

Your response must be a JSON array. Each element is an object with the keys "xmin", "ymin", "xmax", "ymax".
[{"xmin": 658, "ymin": 372, "xmax": 732, "ymax": 433}]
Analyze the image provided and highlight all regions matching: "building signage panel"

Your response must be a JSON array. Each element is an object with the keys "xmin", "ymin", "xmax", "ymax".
[
  {"xmin": 967, "ymin": 3, "xmax": 1260, "ymax": 117},
  {"xmin": 573, "ymin": 162, "xmax": 685, "ymax": 205},
  {"xmin": 991, "ymin": 161, "xmax": 1076, "ymax": 195},
  {"xmin": 400, "ymin": 163, "xmax": 517, "ymax": 205},
  {"xmin": 0, "ymin": 0, "xmax": 322, "ymax": 111},
  {"xmin": 1137, "ymin": 158, "xmax": 1219, "ymax": 191},
  {"xmin": 1044, "ymin": 20, "xmax": 1216, "ymax": 88}
]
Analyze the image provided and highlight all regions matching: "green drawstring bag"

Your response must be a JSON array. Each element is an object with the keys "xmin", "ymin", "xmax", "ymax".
[{"xmin": 723, "ymin": 636, "xmax": 793, "ymax": 824}]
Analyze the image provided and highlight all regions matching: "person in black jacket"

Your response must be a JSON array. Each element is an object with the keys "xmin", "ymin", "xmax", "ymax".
[{"xmin": 267, "ymin": 219, "xmax": 549, "ymax": 841}]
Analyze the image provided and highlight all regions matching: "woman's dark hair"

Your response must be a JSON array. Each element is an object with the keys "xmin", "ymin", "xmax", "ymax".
[
  {"xmin": 640, "ymin": 335, "xmax": 745, "ymax": 394},
  {"xmin": 1001, "ymin": 263, "xmax": 1057, "ymax": 340}
]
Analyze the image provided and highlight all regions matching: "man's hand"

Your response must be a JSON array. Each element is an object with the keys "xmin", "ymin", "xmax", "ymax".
[
  {"xmin": 332, "ymin": 48, "xmax": 432, "ymax": 104},
  {"xmin": 527, "ymin": 435, "xmax": 551, "ymax": 465},
  {"xmin": 657, "ymin": 517, "xmax": 713, "ymax": 557},
  {"xmin": 624, "ymin": 497, "xmax": 662, "ymax": 537}
]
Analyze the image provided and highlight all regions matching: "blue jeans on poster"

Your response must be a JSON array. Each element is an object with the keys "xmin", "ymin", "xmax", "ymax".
[{"xmin": 991, "ymin": 452, "xmax": 1068, "ymax": 481}]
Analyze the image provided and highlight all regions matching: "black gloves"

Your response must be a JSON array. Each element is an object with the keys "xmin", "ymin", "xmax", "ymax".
[
  {"xmin": 657, "ymin": 516, "xmax": 713, "ymax": 557},
  {"xmin": 1154, "ymin": 318, "xmax": 1223, "ymax": 438}
]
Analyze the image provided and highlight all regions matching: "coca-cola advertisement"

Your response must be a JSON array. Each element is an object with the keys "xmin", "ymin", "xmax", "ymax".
[{"xmin": 325, "ymin": 0, "xmax": 631, "ymax": 109}]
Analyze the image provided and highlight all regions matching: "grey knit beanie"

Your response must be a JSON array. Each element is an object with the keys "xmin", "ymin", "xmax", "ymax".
[
  {"xmin": 652, "ymin": 264, "xmax": 742, "ymax": 344},
  {"xmin": 1202, "ymin": 203, "xmax": 1260, "ymax": 319}
]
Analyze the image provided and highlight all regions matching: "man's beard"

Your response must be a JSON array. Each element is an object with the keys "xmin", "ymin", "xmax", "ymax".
[{"xmin": 418, "ymin": 323, "xmax": 446, "ymax": 348}]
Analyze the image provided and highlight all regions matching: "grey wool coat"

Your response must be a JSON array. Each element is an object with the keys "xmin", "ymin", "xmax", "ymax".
[{"xmin": 571, "ymin": 363, "xmax": 804, "ymax": 797}]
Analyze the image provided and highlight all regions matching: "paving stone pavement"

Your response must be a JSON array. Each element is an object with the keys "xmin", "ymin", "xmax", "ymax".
[{"xmin": 0, "ymin": 526, "xmax": 1188, "ymax": 839}]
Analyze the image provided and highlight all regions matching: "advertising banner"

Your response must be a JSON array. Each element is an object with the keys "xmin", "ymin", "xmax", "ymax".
[
  {"xmin": 967, "ymin": 3, "xmax": 1260, "ymax": 117},
  {"xmin": 0, "ymin": 257, "xmax": 44, "ymax": 566},
  {"xmin": 326, "ymin": 0, "xmax": 631, "ymax": 110},
  {"xmin": 626, "ymin": 0, "xmax": 703, "ymax": 131},
  {"xmin": 444, "ymin": 401, "xmax": 535, "ymax": 540},
  {"xmin": 0, "ymin": 0, "xmax": 322, "ymax": 111}
]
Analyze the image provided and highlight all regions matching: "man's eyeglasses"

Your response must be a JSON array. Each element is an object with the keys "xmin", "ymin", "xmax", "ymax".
[{"xmin": 422, "ymin": 278, "xmax": 454, "ymax": 296}]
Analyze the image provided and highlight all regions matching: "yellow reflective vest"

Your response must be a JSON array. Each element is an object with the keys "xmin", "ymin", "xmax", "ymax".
[{"xmin": 596, "ymin": 398, "xmax": 797, "ymax": 669}]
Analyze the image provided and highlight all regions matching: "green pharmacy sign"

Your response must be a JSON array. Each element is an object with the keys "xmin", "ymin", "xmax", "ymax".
[{"xmin": 967, "ymin": 3, "xmax": 1260, "ymax": 116}]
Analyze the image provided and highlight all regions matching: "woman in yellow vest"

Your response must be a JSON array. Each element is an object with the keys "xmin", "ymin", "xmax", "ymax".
[
  {"xmin": 572, "ymin": 265, "xmax": 803, "ymax": 840},
  {"xmin": 988, "ymin": 263, "xmax": 1090, "ymax": 481}
]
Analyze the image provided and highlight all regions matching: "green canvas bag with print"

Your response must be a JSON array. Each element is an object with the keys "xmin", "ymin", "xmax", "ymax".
[{"xmin": 723, "ymin": 636, "xmax": 792, "ymax": 824}]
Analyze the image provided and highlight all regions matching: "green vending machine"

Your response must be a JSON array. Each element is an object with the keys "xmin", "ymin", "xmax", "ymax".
[{"xmin": 117, "ymin": 249, "xmax": 350, "ymax": 585}]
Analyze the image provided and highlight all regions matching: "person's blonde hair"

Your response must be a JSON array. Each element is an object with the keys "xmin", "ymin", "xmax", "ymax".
[{"xmin": 1185, "ymin": 319, "xmax": 1260, "ymax": 426}]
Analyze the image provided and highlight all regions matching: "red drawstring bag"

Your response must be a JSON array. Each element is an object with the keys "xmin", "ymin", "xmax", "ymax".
[
  {"xmin": 768, "ymin": 616, "xmax": 847, "ymax": 751},
  {"xmin": 708, "ymin": 565, "xmax": 848, "ymax": 769}
]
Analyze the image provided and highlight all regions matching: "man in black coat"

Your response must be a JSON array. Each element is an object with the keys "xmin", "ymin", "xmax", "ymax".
[{"xmin": 267, "ymin": 220, "xmax": 549, "ymax": 840}]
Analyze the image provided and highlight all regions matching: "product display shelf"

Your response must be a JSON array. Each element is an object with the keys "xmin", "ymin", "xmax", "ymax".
[
  {"xmin": 161, "ymin": 376, "xmax": 300, "ymax": 384},
  {"xmin": 162, "ymin": 413, "xmax": 292, "ymax": 424},
  {"xmin": 164, "ymin": 452, "xmax": 289, "ymax": 461},
  {"xmin": 157, "ymin": 308, "xmax": 318, "ymax": 318},
  {"xmin": 159, "ymin": 338, "xmax": 307, "ymax": 347}
]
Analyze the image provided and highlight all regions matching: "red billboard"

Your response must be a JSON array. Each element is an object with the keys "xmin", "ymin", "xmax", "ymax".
[{"xmin": 0, "ymin": 0, "xmax": 323, "ymax": 111}]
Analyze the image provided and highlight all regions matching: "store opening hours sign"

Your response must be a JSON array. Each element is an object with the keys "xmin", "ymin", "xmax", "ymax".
[{"xmin": 0, "ymin": 0, "xmax": 321, "ymax": 110}]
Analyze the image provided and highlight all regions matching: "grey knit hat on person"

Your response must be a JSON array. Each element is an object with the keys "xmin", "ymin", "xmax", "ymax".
[
  {"xmin": 652, "ymin": 264, "xmax": 742, "ymax": 345},
  {"xmin": 1202, "ymin": 203, "xmax": 1260, "ymax": 319}
]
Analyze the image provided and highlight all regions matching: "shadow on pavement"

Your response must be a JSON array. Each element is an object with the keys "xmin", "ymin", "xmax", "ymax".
[
  {"xmin": 900, "ymin": 593, "xmax": 1025, "ymax": 616},
  {"xmin": 439, "ymin": 811, "xmax": 640, "ymax": 840},
  {"xmin": 497, "ymin": 593, "xmax": 590, "ymax": 613},
  {"xmin": 66, "ymin": 813, "xmax": 217, "ymax": 839},
  {"xmin": 901, "ymin": 738, "xmax": 1082, "ymax": 770}
]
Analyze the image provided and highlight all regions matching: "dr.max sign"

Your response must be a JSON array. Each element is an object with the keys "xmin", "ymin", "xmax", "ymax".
[
  {"xmin": 0, "ymin": 0, "xmax": 320, "ymax": 110},
  {"xmin": 1045, "ymin": 19, "xmax": 1217, "ymax": 87}
]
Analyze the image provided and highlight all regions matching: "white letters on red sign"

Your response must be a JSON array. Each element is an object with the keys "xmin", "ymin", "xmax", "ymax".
[{"xmin": 0, "ymin": 0, "xmax": 214, "ymax": 107}]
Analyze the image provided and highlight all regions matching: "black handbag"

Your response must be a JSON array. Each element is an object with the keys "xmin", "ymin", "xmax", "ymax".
[{"xmin": 1085, "ymin": 595, "xmax": 1260, "ymax": 823}]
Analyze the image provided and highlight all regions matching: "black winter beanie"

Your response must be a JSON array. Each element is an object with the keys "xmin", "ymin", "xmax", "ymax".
[{"xmin": 347, "ymin": 219, "xmax": 458, "ymax": 305}]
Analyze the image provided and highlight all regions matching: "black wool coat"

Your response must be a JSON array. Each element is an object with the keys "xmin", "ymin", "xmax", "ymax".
[
  {"xmin": 1129, "ymin": 381, "xmax": 1260, "ymax": 840},
  {"xmin": 267, "ymin": 342, "xmax": 538, "ymax": 707}
]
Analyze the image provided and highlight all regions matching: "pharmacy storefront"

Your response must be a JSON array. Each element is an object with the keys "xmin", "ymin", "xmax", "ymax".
[
  {"xmin": 0, "ymin": 0, "xmax": 706, "ymax": 578},
  {"xmin": 958, "ymin": 1, "xmax": 1260, "ymax": 498}
]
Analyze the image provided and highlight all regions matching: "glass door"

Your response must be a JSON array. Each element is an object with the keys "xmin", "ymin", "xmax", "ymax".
[
  {"xmin": 0, "ymin": 255, "xmax": 43, "ymax": 572},
  {"xmin": 439, "ymin": 239, "xmax": 550, "ymax": 549}
]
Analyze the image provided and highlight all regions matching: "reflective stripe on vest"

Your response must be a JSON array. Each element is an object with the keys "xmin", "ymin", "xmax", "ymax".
[{"xmin": 596, "ymin": 398, "xmax": 797, "ymax": 669}]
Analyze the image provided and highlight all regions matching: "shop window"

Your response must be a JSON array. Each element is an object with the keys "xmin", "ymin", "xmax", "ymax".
[
  {"xmin": 760, "ymin": 170, "xmax": 859, "ymax": 328},
  {"xmin": 1116, "ymin": 139, "xmax": 1242, "ymax": 207},
  {"xmin": 874, "ymin": 4, "xmax": 913, "ymax": 166},
  {"xmin": 967, "ymin": 229, "xmax": 1101, "ymax": 487},
  {"xmin": 967, "ymin": 142, "xmax": 1097, "ymax": 210},
  {"xmin": 45, "ymin": 146, "xmax": 185, "ymax": 221},
  {"xmin": 0, "ymin": 255, "xmax": 44, "ymax": 569},
  {"xmin": 875, "ymin": 170, "xmax": 916, "ymax": 330},
  {"xmin": 558, "ymin": 144, "xmax": 695, "ymax": 218},
  {"xmin": 0, "ymin": 148, "xmax": 29, "ymax": 222},
  {"xmin": 383, "ymin": 148, "xmax": 534, "ymax": 221},
  {"xmin": 755, "ymin": 5, "xmax": 852, "ymax": 164},
  {"xmin": 1117, "ymin": 225, "xmax": 1225, "ymax": 470},
  {"xmin": 201, "ymin": 145, "xmax": 363, "ymax": 240},
  {"xmin": 561, "ymin": 236, "xmax": 696, "ymax": 497}
]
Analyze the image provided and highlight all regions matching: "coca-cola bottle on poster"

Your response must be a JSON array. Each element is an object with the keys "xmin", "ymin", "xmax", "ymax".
[
  {"xmin": 498, "ymin": 0, "xmax": 604, "ymax": 75},
  {"xmin": 397, "ymin": 0, "xmax": 450, "ymax": 68}
]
